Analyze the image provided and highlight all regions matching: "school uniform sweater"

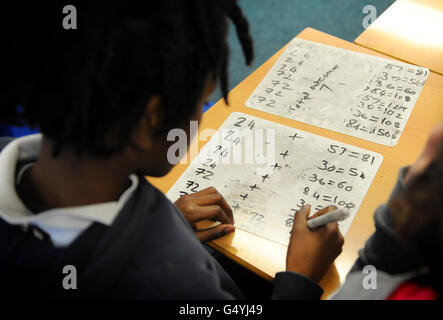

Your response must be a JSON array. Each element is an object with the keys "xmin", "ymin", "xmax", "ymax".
[
  {"xmin": 0, "ymin": 135, "xmax": 322, "ymax": 299},
  {"xmin": 331, "ymin": 167, "xmax": 437, "ymax": 300}
]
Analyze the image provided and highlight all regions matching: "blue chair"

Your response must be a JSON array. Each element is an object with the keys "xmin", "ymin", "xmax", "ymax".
[
  {"xmin": 0, "ymin": 106, "xmax": 39, "ymax": 138},
  {"xmin": 203, "ymin": 101, "xmax": 215, "ymax": 113},
  {"xmin": 0, "ymin": 123, "xmax": 39, "ymax": 138}
]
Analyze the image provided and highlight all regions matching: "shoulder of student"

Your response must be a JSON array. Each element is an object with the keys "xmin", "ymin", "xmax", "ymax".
[{"xmin": 329, "ymin": 270, "xmax": 420, "ymax": 300}]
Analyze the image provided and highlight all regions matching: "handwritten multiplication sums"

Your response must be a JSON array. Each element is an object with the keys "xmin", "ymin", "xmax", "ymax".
[
  {"xmin": 246, "ymin": 38, "xmax": 429, "ymax": 146},
  {"xmin": 167, "ymin": 112, "xmax": 383, "ymax": 246},
  {"xmin": 347, "ymin": 62, "xmax": 427, "ymax": 142}
]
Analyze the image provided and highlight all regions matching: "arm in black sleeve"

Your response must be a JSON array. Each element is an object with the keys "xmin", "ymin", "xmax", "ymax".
[{"xmin": 271, "ymin": 271, "xmax": 323, "ymax": 300}]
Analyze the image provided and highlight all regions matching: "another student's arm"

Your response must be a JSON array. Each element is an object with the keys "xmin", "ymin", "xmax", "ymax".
[
  {"xmin": 349, "ymin": 124, "xmax": 443, "ymax": 274},
  {"xmin": 349, "ymin": 167, "xmax": 423, "ymax": 274}
]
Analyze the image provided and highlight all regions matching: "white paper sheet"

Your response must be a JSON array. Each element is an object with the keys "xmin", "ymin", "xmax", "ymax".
[
  {"xmin": 167, "ymin": 112, "xmax": 383, "ymax": 246},
  {"xmin": 246, "ymin": 38, "xmax": 429, "ymax": 146}
]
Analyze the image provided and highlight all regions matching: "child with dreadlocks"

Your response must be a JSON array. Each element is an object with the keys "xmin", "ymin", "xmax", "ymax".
[
  {"xmin": 332, "ymin": 124, "xmax": 443, "ymax": 300},
  {"xmin": 0, "ymin": 1, "xmax": 343, "ymax": 299}
]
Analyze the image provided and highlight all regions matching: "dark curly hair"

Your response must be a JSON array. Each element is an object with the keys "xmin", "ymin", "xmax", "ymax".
[
  {"xmin": 1, "ymin": 1, "xmax": 253, "ymax": 156},
  {"xmin": 392, "ymin": 143, "xmax": 443, "ymax": 294}
]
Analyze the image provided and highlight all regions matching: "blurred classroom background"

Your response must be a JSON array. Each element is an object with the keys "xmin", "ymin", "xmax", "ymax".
[{"xmin": 208, "ymin": 0, "xmax": 395, "ymax": 104}]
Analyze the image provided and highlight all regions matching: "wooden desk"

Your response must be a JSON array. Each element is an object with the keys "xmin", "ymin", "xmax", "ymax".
[
  {"xmin": 148, "ymin": 27, "xmax": 443, "ymax": 298},
  {"xmin": 355, "ymin": 0, "xmax": 443, "ymax": 75}
]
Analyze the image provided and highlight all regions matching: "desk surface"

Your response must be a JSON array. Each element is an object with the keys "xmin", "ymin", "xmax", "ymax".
[
  {"xmin": 355, "ymin": 0, "xmax": 443, "ymax": 76},
  {"xmin": 148, "ymin": 27, "xmax": 443, "ymax": 298}
]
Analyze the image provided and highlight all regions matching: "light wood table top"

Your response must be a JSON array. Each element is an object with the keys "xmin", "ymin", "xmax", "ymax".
[
  {"xmin": 148, "ymin": 27, "xmax": 443, "ymax": 298},
  {"xmin": 355, "ymin": 0, "xmax": 443, "ymax": 76}
]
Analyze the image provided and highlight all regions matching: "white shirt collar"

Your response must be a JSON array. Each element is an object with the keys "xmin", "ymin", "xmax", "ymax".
[{"xmin": 0, "ymin": 134, "xmax": 139, "ymax": 247}]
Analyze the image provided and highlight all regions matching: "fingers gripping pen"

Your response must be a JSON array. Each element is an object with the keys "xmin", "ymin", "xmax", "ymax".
[{"xmin": 307, "ymin": 208, "xmax": 350, "ymax": 230}]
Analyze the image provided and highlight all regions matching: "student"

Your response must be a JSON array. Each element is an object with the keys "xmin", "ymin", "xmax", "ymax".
[
  {"xmin": 332, "ymin": 124, "xmax": 443, "ymax": 300},
  {"xmin": 0, "ymin": 1, "xmax": 343, "ymax": 299}
]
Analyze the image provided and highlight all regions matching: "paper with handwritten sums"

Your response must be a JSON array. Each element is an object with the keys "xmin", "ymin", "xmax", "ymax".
[
  {"xmin": 166, "ymin": 112, "xmax": 383, "ymax": 246},
  {"xmin": 245, "ymin": 38, "xmax": 429, "ymax": 146}
]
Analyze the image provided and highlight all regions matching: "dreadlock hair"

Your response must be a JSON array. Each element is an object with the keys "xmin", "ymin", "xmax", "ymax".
[
  {"xmin": 1, "ymin": 1, "xmax": 253, "ymax": 157},
  {"xmin": 391, "ymin": 143, "xmax": 443, "ymax": 294}
]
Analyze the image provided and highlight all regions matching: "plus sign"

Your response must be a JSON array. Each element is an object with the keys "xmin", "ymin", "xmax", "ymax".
[
  {"xmin": 289, "ymin": 133, "xmax": 302, "ymax": 140},
  {"xmin": 240, "ymin": 194, "xmax": 248, "ymax": 201},
  {"xmin": 261, "ymin": 174, "xmax": 269, "ymax": 183},
  {"xmin": 280, "ymin": 150, "xmax": 289, "ymax": 159},
  {"xmin": 232, "ymin": 203, "xmax": 240, "ymax": 211},
  {"xmin": 249, "ymin": 184, "xmax": 260, "ymax": 191},
  {"xmin": 271, "ymin": 163, "xmax": 282, "ymax": 170}
]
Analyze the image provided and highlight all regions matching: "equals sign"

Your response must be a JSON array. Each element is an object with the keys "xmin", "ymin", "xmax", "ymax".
[{"xmin": 349, "ymin": 152, "xmax": 360, "ymax": 158}]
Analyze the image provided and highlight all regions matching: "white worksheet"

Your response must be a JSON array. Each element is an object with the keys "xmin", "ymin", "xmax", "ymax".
[
  {"xmin": 246, "ymin": 38, "xmax": 429, "ymax": 146},
  {"xmin": 167, "ymin": 112, "xmax": 383, "ymax": 246}
]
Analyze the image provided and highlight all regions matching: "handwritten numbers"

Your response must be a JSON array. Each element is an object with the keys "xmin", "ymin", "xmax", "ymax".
[
  {"xmin": 167, "ymin": 112, "xmax": 383, "ymax": 246},
  {"xmin": 246, "ymin": 38, "xmax": 429, "ymax": 146}
]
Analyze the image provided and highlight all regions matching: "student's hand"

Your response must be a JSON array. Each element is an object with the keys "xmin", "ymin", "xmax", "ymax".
[
  {"xmin": 174, "ymin": 187, "xmax": 235, "ymax": 243},
  {"xmin": 286, "ymin": 205, "xmax": 344, "ymax": 283},
  {"xmin": 404, "ymin": 123, "xmax": 443, "ymax": 186}
]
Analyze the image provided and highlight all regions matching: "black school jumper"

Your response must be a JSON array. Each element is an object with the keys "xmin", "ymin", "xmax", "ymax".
[{"xmin": 0, "ymin": 138, "xmax": 322, "ymax": 299}]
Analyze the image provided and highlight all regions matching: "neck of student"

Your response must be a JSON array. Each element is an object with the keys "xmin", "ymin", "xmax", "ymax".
[{"xmin": 18, "ymin": 138, "xmax": 134, "ymax": 209}]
